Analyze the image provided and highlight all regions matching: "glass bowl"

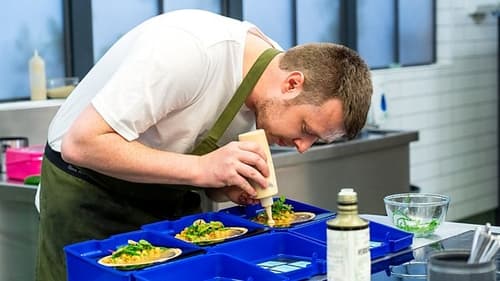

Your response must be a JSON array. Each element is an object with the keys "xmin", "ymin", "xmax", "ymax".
[
  {"xmin": 384, "ymin": 193, "xmax": 450, "ymax": 237},
  {"xmin": 47, "ymin": 77, "xmax": 79, "ymax": 99}
]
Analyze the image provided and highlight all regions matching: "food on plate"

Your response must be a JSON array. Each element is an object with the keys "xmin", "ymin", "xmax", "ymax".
[
  {"xmin": 252, "ymin": 196, "xmax": 316, "ymax": 227},
  {"xmin": 175, "ymin": 219, "xmax": 248, "ymax": 244},
  {"xmin": 98, "ymin": 239, "xmax": 181, "ymax": 268},
  {"xmin": 253, "ymin": 196, "xmax": 295, "ymax": 226}
]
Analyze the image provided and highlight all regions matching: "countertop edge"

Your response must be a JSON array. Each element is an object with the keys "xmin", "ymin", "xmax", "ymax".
[{"xmin": 273, "ymin": 130, "xmax": 419, "ymax": 167}]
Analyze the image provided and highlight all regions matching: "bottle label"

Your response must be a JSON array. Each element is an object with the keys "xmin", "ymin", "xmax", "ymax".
[{"xmin": 327, "ymin": 227, "xmax": 370, "ymax": 281}]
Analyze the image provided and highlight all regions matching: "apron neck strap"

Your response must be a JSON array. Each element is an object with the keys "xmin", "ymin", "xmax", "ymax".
[{"xmin": 191, "ymin": 48, "xmax": 282, "ymax": 155}]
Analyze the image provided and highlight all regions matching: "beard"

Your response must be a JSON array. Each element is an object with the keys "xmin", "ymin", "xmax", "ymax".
[{"xmin": 255, "ymin": 98, "xmax": 281, "ymax": 131}]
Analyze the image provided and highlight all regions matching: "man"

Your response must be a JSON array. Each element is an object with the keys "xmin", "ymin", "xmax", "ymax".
[{"xmin": 36, "ymin": 9, "xmax": 372, "ymax": 281}]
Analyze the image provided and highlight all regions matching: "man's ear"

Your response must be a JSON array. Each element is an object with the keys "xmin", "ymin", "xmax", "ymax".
[{"xmin": 281, "ymin": 71, "xmax": 304, "ymax": 96}]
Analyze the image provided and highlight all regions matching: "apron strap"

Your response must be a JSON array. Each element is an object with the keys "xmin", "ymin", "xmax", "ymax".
[{"xmin": 191, "ymin": 48, "xmax": 282, "ymax": 155}]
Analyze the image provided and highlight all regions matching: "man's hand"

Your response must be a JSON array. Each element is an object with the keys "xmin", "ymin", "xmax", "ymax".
[
  {"xmin": 226, "ymin": 186, "xmax": 260, "ymax": 205},
  {"xmin": 196, "ymin": 141, "xmax": 270, "ymax": 198},
  {"xmin": 205, "ymin": 186, "xmax": 260, "ymax": 205}
]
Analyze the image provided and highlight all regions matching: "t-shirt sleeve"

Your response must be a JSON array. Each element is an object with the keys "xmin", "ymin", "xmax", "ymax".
[{"xmin": 92, "ymin": 27, "xmax": 208, "ymax": 141}]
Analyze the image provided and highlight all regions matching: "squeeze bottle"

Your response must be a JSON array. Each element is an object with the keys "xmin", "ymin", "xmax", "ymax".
[
  {"xmin": 238, "ymin": 129, "xmax": 278, "ymax": 226},
  {"xmin": 29, "ymin": 50, "xmax": 47, "ymax": 100},
  {"xmin": 326, "ymin": 188, "xmax": 370, "ymax": 281}
]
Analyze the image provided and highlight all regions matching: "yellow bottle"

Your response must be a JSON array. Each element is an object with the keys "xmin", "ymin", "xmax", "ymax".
[
  {"xmin": 238, "ymin": 129, "xmax": 279, "ymax": 226},
  {"xmin": 29, "ymin": 50, "xmax": 47, "ymax": 100}
]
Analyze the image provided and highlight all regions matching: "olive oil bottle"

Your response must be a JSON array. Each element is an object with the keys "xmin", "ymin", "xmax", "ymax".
[{"xmin": 327, "ymin": 188, "xmax": 370, "ymax": 281}]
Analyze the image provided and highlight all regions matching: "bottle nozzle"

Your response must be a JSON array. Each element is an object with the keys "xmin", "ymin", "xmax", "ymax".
[
  {"xmin": 260, "ymin": 196, "xmax": 274, "ymax": 207},
  {"xmin": 260, "ymin": 196, "xmax": 275, "ymax": 226}
]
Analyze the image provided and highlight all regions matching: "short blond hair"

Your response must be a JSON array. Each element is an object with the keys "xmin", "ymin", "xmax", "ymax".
[{"xmin": 280, "ymin": 43, "xmax": 372, "ymax": 139}]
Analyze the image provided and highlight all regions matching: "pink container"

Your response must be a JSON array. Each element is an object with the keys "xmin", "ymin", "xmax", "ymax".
[{"xmin": 6, "ymin": 145, "xmax": 44, "ymax": 180}]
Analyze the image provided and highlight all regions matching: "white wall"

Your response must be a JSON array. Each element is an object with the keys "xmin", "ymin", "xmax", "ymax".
[{"xmin": 371, "ymin": 0, "xmax": 498, "ymax": 220}]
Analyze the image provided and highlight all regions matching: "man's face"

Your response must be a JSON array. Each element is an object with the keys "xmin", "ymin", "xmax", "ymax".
[{"xmin": 255, "ymin": 97, "xmax": 345, "ymax": 153}]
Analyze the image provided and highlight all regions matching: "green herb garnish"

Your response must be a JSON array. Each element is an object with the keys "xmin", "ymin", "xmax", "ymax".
[
  {"xmin": 181, "ymin": 219, "xmax": 227, "ymax": 242},
  {"xmin": 271, "ymin": 196, "xmax": 293, "ymax": 218},
  {"xmin": 255, "ymin": 196, "xmax": 294, "ymax": 222},
  {"xmin": 393, "ymin": 210, "xmax": 440, "ymax": 236},
  {"xmin": 100, "ymin": 239, "xmax": 179, "ymax": 270},
  {"xmin": 111, "ymin": 239, "xmax": 161, "ymax": 259}
]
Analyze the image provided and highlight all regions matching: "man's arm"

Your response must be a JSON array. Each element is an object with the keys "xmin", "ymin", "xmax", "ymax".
[{"xmin": 61, "ymin": 104, "xmax": 268, "ymax": 197}]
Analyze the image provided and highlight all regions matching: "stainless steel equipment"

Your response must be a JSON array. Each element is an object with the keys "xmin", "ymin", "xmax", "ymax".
[{"xmin": 0, "ymin": 177, "xmax": 38, "ymax": 281}]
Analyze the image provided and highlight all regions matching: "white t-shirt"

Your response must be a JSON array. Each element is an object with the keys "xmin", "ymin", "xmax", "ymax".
[{"xmin": 47, "ymin": 9, "xmax": 281, "ymax": 153}]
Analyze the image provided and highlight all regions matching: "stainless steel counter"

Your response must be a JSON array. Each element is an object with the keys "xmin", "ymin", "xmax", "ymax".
[
  {"xmin": 0, "ymin": 174, "xmax": 38, "ymax": 281},
  {"xmin": 271, "ymin": 129, "xmax": 418, "ymax": 165},
  {"xmin": 267, "ymin": 129, "xmax": 419, "ymax": 215}
]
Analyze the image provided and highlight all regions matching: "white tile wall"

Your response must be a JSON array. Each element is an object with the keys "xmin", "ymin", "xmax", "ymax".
[{"xmin": 371, "ymin": 0, "xmax": 498, "ymax": 221}]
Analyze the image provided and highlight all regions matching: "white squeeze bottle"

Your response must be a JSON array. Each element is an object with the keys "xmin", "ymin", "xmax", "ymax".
[
  {"xmin": 238, "ymin": 129, "xmax": 278, "ymax": 226},
  {"xmin": 327, "ymin": 188, "xmax": 370, "ymax": 281},
  {"xmin": 29, "ymin": 50, "xmax": 47, "ymax": 100}
]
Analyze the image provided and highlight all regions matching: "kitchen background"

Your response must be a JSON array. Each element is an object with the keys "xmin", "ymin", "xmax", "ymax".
[
  {"xmin": 0, "ymin": 1, "xmax": 498, "ymax": 221},
  {"xmin": 375, "ymin": 0, "xmax": 498, "ymax": 222}
]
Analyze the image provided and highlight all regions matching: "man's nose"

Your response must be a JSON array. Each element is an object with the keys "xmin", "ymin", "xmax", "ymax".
[{"xmin": 293, "ymin": 136, "xmax": 318, "ymax": 153}]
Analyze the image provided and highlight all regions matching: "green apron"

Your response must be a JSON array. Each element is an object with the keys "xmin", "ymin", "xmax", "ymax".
[{"xmin": 36, "ymin": 48, "xmax": 281, "ymax": 281}]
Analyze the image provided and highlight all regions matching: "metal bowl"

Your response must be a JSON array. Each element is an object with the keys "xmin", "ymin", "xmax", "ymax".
[{"xmin": 384, "ymin": 193, "xmax": 450, "ymax": 237}]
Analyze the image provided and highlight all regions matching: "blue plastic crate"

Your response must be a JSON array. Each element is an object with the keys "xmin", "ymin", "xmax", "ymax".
[
  {"xmin": 288, "ymin": 218, "xmax": 413, "ymax": 259},
  {"xmin": 209, "ymin": 232, "xmax": 326, "ymax": 281},
  {"xmin": 64, "ymin": 230, "xmax": 205, "ymax": 281},
  {"xmin": 141, "ymin": 212, "xmax": 268, "ymax": 246},
  {"xmin": 369, "ymin": 221, "xmax": 414, "ymax": 253},
  {"xmin": 134, "ymin": 253, "xmax": 288, "ymax": 281},
  {"xmin": 218, "ymin": 197, "xmax": 334, "ymax": 229},
  {"xmin": 371, "ymin": 250, "xmax": 415, "ymax": 275}
]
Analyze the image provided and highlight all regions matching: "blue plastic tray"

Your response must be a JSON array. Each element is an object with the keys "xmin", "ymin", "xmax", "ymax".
[
  {"xmin": 218, "ymin": 197, "xmax": 334, "ymax": 229},
  {"xmin": 64, "ymin": 230, "xmax": 204, "ymax": 281},
  {"xmin": 141, "ymin": 212, "xmax": 268, "ymax": 246},
  {"xmin": 209, "ymin": 232, "xmax": 326, "ymax": 281},
  {"xmin": 288, "ymin": 218, "xmax": 413, "ymax": 259},
  {"xmin": 134, "ymin": 253, "xmax": 288, "ymax": 281},
  {"xmin": 371, "ymin": 250, "xmax": 415, "ymax": 275},
  {"xmin": 66, "ymin": 199, "xmax": 414, "ymax": 281}
]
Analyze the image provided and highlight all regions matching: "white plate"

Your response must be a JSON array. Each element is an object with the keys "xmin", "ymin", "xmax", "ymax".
[
  {"xmin": 254, "ymin": 211, "xmax": 316, "ymax": 227},
  {"xmin": 292, "ymin": 211, "xmax": 316, "ymax": 224},
  {"xmin": 97, "ymin": 247, "xmax": 182, "ymax": 268},
  {"xmin": 177, "ymin": 227, "xmax": 248, "ymax": 245}
]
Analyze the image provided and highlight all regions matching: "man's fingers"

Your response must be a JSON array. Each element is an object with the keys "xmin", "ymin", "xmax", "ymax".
[{"xmin": 235, "ymin": 162, "xmax": 268, "ymax": 195}]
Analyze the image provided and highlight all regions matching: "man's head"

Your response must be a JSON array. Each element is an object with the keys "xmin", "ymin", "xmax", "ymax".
[
  {"xmin": 253, "ymin": 42, "xmax": 372, "ymax": 153},
  {"xmin": 279, "ymin": 43, "xmax": 373, "ymax": 140}
]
